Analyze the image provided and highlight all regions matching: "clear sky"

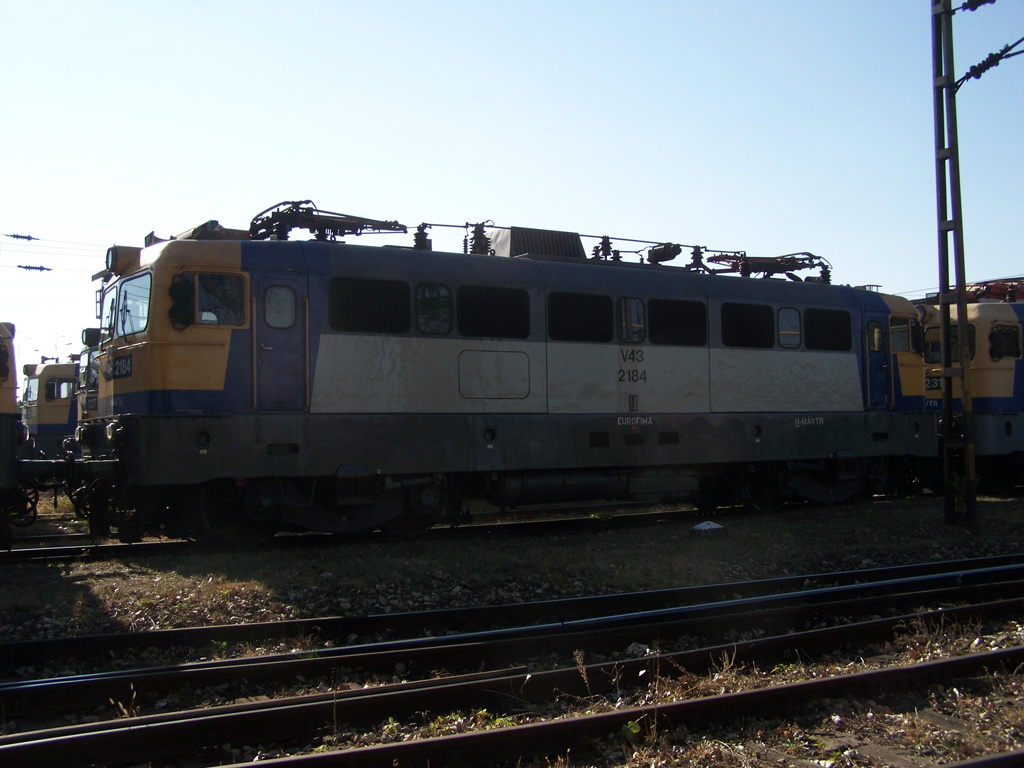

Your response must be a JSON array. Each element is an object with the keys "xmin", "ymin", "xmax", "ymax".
[{"xmin": 1, "ymin": 1, "xmax": 1021, "ymax": 373}]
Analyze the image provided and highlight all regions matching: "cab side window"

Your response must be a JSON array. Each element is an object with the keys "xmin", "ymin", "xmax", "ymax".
[
  {"xmin": 990, "ymin": 325, "xmax": 1022, "ymax": 361},
  {"xmin": 169, "ymin": 273, "xmax": 247, "ymax": 328},
  {"xmin": 198, "ymin": 274, "xmax": 246, "ymax": 325}
]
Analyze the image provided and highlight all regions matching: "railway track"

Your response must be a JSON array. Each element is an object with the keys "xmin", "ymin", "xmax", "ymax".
[
  {"xmin": 2, "ymin": 552, "xmax": 1024, "ymax": 675},
  {"xmin": 1, "ymin": 557, "xmax": 1023, "ymax": 766}
]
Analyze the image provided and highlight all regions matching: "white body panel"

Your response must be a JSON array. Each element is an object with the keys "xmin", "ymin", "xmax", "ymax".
[
  {"xmin": 311, "ymin": 336, "xmax": 547, "ymax": 414},
  {"xmin": 710, "ymin": 349, "xmax": 863, "ymax": 413},
  {"xmin": 547, "ymin": 344, "xmax": 711, "ymax": 414}
]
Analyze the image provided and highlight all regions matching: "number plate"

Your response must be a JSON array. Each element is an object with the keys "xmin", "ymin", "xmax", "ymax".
[{"xmin": 110, "ymin": 354, "xmax": 133, "ymax": 379}]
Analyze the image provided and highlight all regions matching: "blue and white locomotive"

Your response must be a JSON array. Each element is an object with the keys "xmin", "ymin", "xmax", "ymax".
[{"xmin": 69, "ymin": 201, "xmax": 937, "ymax": 539}]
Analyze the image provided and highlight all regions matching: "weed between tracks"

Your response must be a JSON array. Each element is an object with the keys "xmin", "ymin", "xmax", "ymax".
[{"xmin": 304, "ymin": 615, "xmax": 1023, "ymax": 767}]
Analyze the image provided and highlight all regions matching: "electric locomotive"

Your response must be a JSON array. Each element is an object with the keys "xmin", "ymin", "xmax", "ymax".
[
  {"xmin": 18, "ymin": 358, "xmax": 79, "ymax": 458},
  {"xmin": 69, "ymin": 201, "xmax": 937, "ymax": 540},
  {"xmin": 919, "ymin": 285, "xmax": 1024, "ymax": 491}
]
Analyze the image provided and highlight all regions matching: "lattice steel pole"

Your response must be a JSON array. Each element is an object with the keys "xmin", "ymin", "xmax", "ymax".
[{"xmin": 931, "ymin": 0, "xmax": 978, "ymax": 525}]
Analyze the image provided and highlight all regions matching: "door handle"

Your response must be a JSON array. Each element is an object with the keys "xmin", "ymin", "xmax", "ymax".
[{"xmin": 260, "ymin": 343, "xmax": 274, "ymax": 351}]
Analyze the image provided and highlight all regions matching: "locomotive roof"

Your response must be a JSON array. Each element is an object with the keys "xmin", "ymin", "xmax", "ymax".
[{"xmin": 21, "ymin": 361, "xmax": 78, "ymax": 379}]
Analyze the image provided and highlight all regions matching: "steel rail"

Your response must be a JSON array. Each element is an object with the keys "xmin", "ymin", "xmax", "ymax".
[
  {"xmin": 1, "ymin": 606, "xmax": 1022, "ymax": 768},
  {"xmin": 201, "ymin": 645, "xmax": 1024, "ymax": 768},
  {"xmin": 4, "ymin": 552, "xmax": 1024, "ymax": 673},
  {"xmin": 2, "ymin": 564, "xmax": 1022, "ymax": 716}
]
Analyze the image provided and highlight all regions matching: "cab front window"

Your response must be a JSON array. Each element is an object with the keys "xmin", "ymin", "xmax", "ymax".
[
  {"xmin": 103, "ymin": 273, "xmax": 152, "ymax": 339},
  {"xmin": 101, "ymin": 284, "xmax": 118, "ymax": 341}
]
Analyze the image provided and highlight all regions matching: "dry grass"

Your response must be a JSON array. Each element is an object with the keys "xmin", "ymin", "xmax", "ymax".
[{"xmin": 2, "ymin": 493, "xmax": 1023, "ymax": 643}]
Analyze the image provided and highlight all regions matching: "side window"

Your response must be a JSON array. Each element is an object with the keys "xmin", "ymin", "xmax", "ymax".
[
  {"xmin": 805, "ymin": 308, "xmax": 852, "ymax": 351},
  {"xmin": 24, "ymin": 378, "xmax": 39, "ymax": 404},
  {"xmin": 721, "ymin": 302, "xmax": 773, "ymax": 348},
  {"xmin": 616, "ymin": 297, "xmax": 646, "ymax": 343},
  {"xmin": 170, "ymin": 273, "xmax": 247, "ymax": 328},
  {"xmin": 778, "ymin": 307, "xmax": 801, "ymax": 349},
  {"xmin": 990, "ymin": 324, "xmax": 1022, "ymax": 361},
  {"xmin": 116, "ymin": 273, "xmax": 151, "ymax": 337},
  {"xmin": 169, "ymin": 274, "xmax": 196, "ymax": 329},
  {"xmin": 866, "ymin": 321, "xmax": 884, "ymax": 353},
  {"xmin": 101, "ymin": 284, "xmax": 119, "ymax": 340},
  {"xmin": 329, "ymin": 277, "xmax": 411, "ymax": 333},
  {"xmin": 891, "ymin": 316, "xmax": 923, "ymax": 353},
  {"xmin": 548, "ymin": 292, "xmax": 613, "ymax": 342},
  {"xmin": 84, "ymin": 351, "xmax": 99, "ymax": 391},
  {"xmin": 924, "ymin": 324, "xmax": 975, "ymax": 363},
  {"xmin": 890, "ymin": 317, "xmax": 910, "ymax": 352},
  {"xmin": 648, "ymin": 299, "xmax": 707, "ymax": 346},
  {"xmin": 264, "ymin": 285, "xmax": 296, "ymax": 329},
  {"xmin": 416, "ymin": 283, "xmax": 453, "ymax": 335},
  {"xmin": 57, "ymin": 380, "xmax": 76, "ymax": 399},
  {"xmin": 924, "ymin": 326, "xmax": 941, "ymax": 363},
  {"xmin": 198, "ymin": 274, "xmax": 246, "ymax": 325},
  {"xmin": 457, "ymin": 285, "xmax": 530, "ymax": 339}
]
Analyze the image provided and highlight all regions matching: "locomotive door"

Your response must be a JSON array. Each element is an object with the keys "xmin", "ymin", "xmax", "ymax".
[
  {"xmin": 864, "ymin": 313, "xmax": 890, "ymax": 410},
  {"xmin": 254, "ymin": 274, "xmax": 307, "ymax": 411}
]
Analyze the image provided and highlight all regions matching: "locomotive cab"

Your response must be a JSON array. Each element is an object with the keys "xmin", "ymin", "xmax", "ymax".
[
  {"xmin": 920, "ymin": 301, "xmax": 1024, "ymax": 490},
  {"xmin": 18, "ymin": 359, "xmax": 79, "ymax": 459}
]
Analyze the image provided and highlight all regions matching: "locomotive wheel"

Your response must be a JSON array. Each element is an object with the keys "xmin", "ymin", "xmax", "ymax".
[
  {"xmin": 181, "ymin": 484, "xmax": 270, "ymax": 545},
  {"xmin": 71, "ymin": 481, "xmax": 114, "ymax": 537},
  {"xmin": 9, "ymin": 486, "xmax": 39, "ymax": 527},
  {"xmin": 741, "ymin": 465, "xmax": 785, "ymax": 513},
  {"xmin": 693, "ymin": 475, "xmax": 728, "ymax": 514},
  {"xmin": 381, "ymin": 476, "xmax": 462, "ymax": 537}
]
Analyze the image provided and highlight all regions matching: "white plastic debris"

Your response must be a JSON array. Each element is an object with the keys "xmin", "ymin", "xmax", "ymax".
[{"xmin": 689, "ymin": 520, "xmax": 726, "ymax": 538}]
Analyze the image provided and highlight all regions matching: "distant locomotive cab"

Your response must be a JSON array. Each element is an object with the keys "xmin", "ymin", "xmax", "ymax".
[
  {"xmin": 918, "ymin": 291, "xmax": 1024, "ymax": 489},
  {"xmin": 19, "ymin": 358, "xmax": 79, "ymax": 458},
  {"xmin": 881, "ymin": 295, "xmax": 927, "ymax": 411}
]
